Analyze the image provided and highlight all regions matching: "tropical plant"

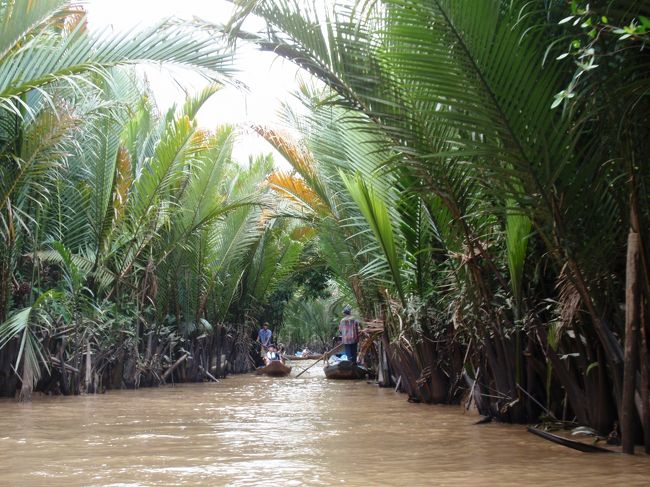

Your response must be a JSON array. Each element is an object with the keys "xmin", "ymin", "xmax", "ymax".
[
  {"xmin": 230, "ymin": 0, "xmax": 650, "ymax": 451},
  {"xmin": 279, "ymin": 293, "xmax": 344, "ymax": 352},
  {"xmin": 0, "ymin": 1, "xmax": 306, "ymax": 398}
]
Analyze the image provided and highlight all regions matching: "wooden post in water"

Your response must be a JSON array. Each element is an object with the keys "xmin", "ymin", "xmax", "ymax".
[{"xmin": 622, "ymin": 230, "xmax": 641, "ymax": 454}]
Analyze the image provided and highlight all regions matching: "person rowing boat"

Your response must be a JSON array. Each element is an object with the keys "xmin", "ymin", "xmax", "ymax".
[
  {"xmin": 257, "ymin": 322, "xmax": 272, "ymax": 350},
  {"xmin": 339, "ymin": 304, "xmax": 360, "ymax": 364}
]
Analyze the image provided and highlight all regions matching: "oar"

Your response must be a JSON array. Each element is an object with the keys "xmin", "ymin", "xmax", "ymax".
[{"xmin": 295, "ymin": 343, "xmax": 344, "ymax": 378}]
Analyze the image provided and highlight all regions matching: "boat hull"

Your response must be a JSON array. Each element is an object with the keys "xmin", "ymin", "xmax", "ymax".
[
  {"xmin": 324, "ymin": 360, "xmax": 367, "ymax": 380},
  {"xmin": 527, "ymin": 427, "xmax": 614, "ymax": 453},
  {"xmin": 255, "ymin": 361, "xmax": 292, "ymax": 377}
]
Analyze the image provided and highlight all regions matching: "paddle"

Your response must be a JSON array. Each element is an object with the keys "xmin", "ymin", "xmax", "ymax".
[{"xmin": 294, "ymin": 342, "xmax": 344, "ymax": 378}]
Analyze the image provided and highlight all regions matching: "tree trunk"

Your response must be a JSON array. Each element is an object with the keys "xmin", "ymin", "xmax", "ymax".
[
  {"xmin": 58, "ymin": 337, "xmax": 69, "ymax": 395},
  {"xmin": 537, "ymin": 329, "xmax": 589, "ymax": 425},
  {"xmin": 639, "ymin": 301, "xmax": 650, "ymax": 453},
  {"xmin": 622, "ymin": 230, "xmax": 641, "ymax": 454},
  {"xmin": 378, "ymin": 331, "xmax": 392, "ymax": 387},
  {"xmin": 84, "ymin": 339, "xmax": 94, "ymax": 394},
  {"xmin": 18, "ymin": 355, "xmax": 33, "ymax": 402}
]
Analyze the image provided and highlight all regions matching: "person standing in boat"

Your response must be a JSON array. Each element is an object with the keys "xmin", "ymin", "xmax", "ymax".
[
  {"xmin": 339, "ymin": 305, "xmax": 361, "ymax": 364},
  {"xmin": 257, "ymin": 322, "xmax": 272, "ymax": 350}
]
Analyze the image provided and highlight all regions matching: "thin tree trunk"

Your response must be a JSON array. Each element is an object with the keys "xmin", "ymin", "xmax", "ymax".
[
  {"xmin": 550, "ymin": 194, "xmax": 624, "ymax": 407},
  {"xmin": 622, "ymin": 230, "xmax": 641, "ymax": 454},
  {"xmin": 639, "ymin": 301, "xmax": 650, "ymax": 453},
  {"xmin": 58, "ymin": 336, "xmax": 69, "ymax": 395},
  {"xmin": 378, "ymin": 331, "xmax": 393, "ymax": 387},
  {"xmin": 537, "ymin": 329, "xmax": 589, "ymax": 425},
  {"xmin": 84, "ymin": 339, "xmax": 93, "ymax": 394},
  {"xmin": 18, "ymin": 355, "xmax": 33, "ymax": 402}
]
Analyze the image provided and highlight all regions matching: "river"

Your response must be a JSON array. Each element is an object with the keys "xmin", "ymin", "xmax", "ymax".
[{"xmin": 0, "ymin": 362, "xmax": 647, "ymax": 486}]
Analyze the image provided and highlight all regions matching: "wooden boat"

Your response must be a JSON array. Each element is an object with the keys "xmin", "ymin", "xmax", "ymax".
[
  {"xmin": 527, "ymin": 427, "xmax": 614, "ymax": 453},
  {"xmin": 284, "ymin": 354, "xmax": 322, "ymax": 361},
  {"xmin": 324, "ymin": 360, "xmax": 367, "ymax": 380},
  {"xmin": 255, "ymin": 360, "xmax": 292, "ymax": 377}
]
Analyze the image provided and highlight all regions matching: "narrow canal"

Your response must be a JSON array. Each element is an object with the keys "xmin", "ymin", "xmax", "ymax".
[{"xmin": 0, "ymin": 363, "xmax": 647, "ymax": 486}]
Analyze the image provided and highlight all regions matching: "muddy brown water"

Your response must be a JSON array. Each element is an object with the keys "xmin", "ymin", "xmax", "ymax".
[{"xmin": 0, "ymin": 362, "xmax": 648, "ymax": 486}]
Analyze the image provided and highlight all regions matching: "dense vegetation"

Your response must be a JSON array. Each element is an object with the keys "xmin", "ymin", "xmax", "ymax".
[
  {"xmin": 0, "ymin": 1, "xmax": 313, "ymax": 401},
  {"xmin": 0, "ymin": 0, "xmax": 649, "ymax": 456},
  {"xmin": 228, "ymin": 0, "xmax": 650, "ymax": 453}
]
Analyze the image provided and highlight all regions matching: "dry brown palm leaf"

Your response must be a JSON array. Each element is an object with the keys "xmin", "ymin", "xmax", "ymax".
[
  {"xmin": 452, "ymin": 300, "xmax": 464, "ymax": 330},
  {"xmin": 556, "ymin": 262, "xmax": 581, "ymax": 335},
  {"xmin": 448, "ymin": 244, "xmax": 483, "ymax": 267},
  {"xmin": 267, "ymin": 170, "xmax": 328, "ymax": 215},
  {"xmin": 417, "ymin": 365, "xmax": 432, "ymax": 386},
  {"xmin": 252, "ymin": 125, "xmax": 317, "ymax": 180},
  {"xmin": 113, "ymin": 146, "xmax": 132, "ymax": 223},
  {"xmin": 358, "ymin": 332, "xmax": 377, "ymax": 358}
]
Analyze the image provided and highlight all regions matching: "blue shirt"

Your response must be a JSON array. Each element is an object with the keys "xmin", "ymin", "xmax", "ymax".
[{"xmin": 258, "ymin": 328, "xmax": 272, "ymax": 345}]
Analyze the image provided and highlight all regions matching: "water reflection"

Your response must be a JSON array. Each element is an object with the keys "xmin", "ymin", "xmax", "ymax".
[{"xmin": 0, "ymin": 362, "xmax": 647, "ymax": 486}]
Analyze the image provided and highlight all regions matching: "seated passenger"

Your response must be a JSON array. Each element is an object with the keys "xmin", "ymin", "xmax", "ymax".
[{"xmin": 264, "ymin": 345, "xmax": 282, "ymax": 365}]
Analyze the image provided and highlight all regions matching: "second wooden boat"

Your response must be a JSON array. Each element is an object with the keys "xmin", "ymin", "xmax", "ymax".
[
  {"xmin": 324, "ymin": 360, "xmax": 367, "ymax": 380},
  {"xmin": 255, "ymin": 361, "xmax": 292, "ymax": 377},
  {"xmin": 527, "ymin": 427, "xmax": 614, "ymax": 453}
]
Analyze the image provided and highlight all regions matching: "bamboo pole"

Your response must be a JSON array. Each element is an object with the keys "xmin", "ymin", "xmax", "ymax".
[{"xmin": 295, "ymin": 343, "xmax": 343, "ymax": 378}]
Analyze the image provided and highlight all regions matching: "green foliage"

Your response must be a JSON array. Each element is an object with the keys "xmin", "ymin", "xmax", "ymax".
[
  {"xmin": 505, "ymin": 202, "xmax": 531, "ymax": 308},
  {"xmin": 340, "ymin": 171, "xmax": 404, "ymax": 303},
  {"xmin": 0, "ymin": 2, "xmax": 307, "ymax": 396},
  {"xmin": 0, "ymin": 290, "xmax": 62, "ymax": 384},
  {"xmin": 279, "ymin": 294, "xmax": 343, "ymax": 351},
  {"xmin": 553, "ymin": 1, "xmax": 650, "ymax": 107},
  {"xmin": 230, "ymin": 0, "xmax": 649, "ymax": 427}
]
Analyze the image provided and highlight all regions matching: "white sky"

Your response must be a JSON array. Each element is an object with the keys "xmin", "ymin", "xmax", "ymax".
[{"xmin": 85, "ymin": 0, "xmax": 303, "ymax": 167}]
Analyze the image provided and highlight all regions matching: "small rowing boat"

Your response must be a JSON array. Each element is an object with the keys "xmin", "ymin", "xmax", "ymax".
[
  {"xmin": 527, "ymin": 427, "xmax": 614, "ymax": 453},
  {"xmin": 324, "ymin": 360, "xmax": 367, "ymax": 380},
  {"xmin": 255, "ymin": 360, "xmax": 292, "ymax": 377},
  {"xmin": 284, "ymin": 354, "xmax": 322, "ymax": 361}
]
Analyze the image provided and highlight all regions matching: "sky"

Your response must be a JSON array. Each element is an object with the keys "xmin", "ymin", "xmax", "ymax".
[{"xmin": 85, "ymin": 0, "xmax": 303, "ymax": 167}]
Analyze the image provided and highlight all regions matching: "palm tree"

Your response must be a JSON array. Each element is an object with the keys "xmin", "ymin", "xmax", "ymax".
[
  {"xmin": 0, "ymin": 0, "xmax": 241, "ymax": 398},
  {"xmin": 0, "ymin": 0, "xmax": 234, "ymax": 318},
  {"xmin": 230, "ymin": 0, "xmax": 649, "ymax": 446}
]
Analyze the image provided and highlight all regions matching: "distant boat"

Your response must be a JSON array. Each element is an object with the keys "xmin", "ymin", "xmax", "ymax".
[
  {"xmin": 324, "ymin": 360, "xmax": 367, "ymax": 380},
  {"xmin": 284, "ymin": 354, "xmax": 321, "ymax": 361},
  {"xmin": 255, "ymin": 360, "xmax": 292, "ymax": 377}
]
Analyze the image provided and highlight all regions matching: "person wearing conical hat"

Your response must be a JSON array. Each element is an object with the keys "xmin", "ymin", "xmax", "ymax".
[{"xmin": 339, "ymin": 304, "xmax": 360, "ymax": 364}]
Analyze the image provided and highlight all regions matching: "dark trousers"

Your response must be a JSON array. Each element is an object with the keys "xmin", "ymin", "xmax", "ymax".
[{"xmin": 344, "ymin": 343, "xmax": 358, "ymax": 363}]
